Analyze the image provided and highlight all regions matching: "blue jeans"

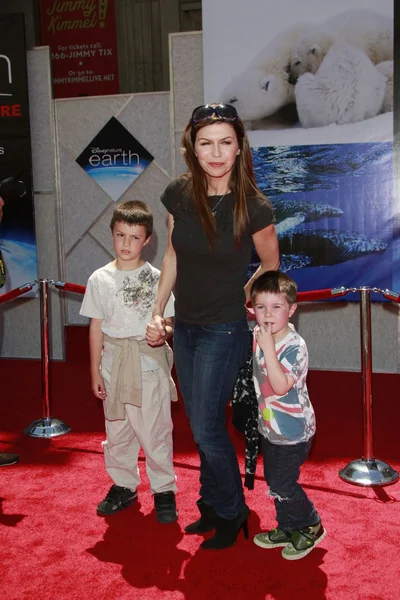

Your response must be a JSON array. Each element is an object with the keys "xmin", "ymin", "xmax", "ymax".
[
  {"xmin": 173, "ymin": 318, "xmax": 249, "ymax": 519},
  {"xmin": 261, "ymin": 436, "xmax": 320, "ymax": 532}
]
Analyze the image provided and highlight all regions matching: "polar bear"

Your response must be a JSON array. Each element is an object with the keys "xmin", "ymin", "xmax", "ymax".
[
  {"xmin": 295, "ymin": 43, "xmax": 386, "ymax": 128},
  {"xmin": 220, "ymin": 24, "xmax": 312, "ymax": 124},
  {"xmin": 376, "ymin": 60, "xmax": 393, "ymax": 112},
  {"xmin": 289, "ymin": 9, "xmax": 393, "ymax": 82}
]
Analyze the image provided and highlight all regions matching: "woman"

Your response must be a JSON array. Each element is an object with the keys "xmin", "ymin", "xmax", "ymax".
[{"xmin": 147, "ymin": 103, "xmax": 279, "ymax": 549}]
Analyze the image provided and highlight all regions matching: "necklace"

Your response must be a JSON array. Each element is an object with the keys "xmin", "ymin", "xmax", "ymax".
[{"xmin": 211, "ymin": 192, "xmax": 228, "ymax": 216}]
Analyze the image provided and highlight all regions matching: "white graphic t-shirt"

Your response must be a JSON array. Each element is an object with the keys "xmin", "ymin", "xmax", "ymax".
[{"xmin": 80, "ymin": 261, "xmax": 174, "ymax": 371}]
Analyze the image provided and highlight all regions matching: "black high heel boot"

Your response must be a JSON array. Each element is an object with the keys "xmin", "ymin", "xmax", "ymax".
[
  {"xmin": 200, "ymin": 505, "xmax": 250, "ymax": 550},
  {"xmin": 184, "ymin": 499, "xmax": 218, "ymax": 534}
]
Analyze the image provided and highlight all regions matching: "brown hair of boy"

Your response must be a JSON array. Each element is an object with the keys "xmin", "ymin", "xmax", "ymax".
[
  {"xmin": 110, "ymin": 200, "xmax": 153, "ymax": 239},
  {"xmin": 250, "ymin": 270, "xmax": 297, "ymax": 305}
]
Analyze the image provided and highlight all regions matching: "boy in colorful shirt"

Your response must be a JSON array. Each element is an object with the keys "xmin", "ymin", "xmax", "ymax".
[
  {"xmin": 80, "ymin": 201, "xmax": 178, "ymax": 524},
  {"xmin": 251, "ymin": 270, "xmax": 325, "ymax": 560}
]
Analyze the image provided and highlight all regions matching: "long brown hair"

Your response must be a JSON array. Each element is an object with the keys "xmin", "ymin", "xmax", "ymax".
[{"xmin": 181, "ymin": 114, "xmax": 271, "ymax": 246}]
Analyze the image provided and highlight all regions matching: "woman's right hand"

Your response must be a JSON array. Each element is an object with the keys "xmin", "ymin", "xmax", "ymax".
[
  {"xmin": 146, "ymin": 316, "xmax": 167, "ymax": 346},
  {"xmin": 146, "ymin": 315, "xmax": 167, "ymax": 346}
]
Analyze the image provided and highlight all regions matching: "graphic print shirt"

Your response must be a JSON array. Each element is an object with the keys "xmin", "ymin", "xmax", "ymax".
[
  {"xmin": 80, "ymin": 261, "xmax": 174, "ymax": 371},
  {"xmin": 253, "ymin": 324, "xmax": 316, "ymax": 445}
]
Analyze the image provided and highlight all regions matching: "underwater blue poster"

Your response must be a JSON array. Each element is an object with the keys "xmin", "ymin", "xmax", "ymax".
[
  {"xmin": 76, "ymin": 117, "xmax": 154, "ymax": 201},
  {"xmin": 250, "ymin": 143, "xmax": 396, "ymax": 299}
]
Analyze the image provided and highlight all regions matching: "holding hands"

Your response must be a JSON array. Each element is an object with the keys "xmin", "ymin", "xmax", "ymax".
[{"xmin": 146, "ymin": 315, "xmax": 167, "ymax": 347}]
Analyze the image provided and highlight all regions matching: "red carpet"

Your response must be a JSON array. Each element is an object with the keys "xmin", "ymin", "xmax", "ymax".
[{"xmin": 1, "ymin": 326, "xmax": 399, "ymax": 600}]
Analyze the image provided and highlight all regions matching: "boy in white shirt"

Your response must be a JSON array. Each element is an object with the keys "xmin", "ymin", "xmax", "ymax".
[{"xmin": 80, "ymin": 200, "xmax": 178, "ymax": 523}]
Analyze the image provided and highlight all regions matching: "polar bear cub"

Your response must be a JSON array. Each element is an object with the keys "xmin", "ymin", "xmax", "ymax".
[
  {"xmin": 220, "ymin": 24, "xmax": 312, "ymax": 123},
  {"xmin": 295, "ymin": 43, "xmax": 386, "ymax": 128},
  {"xmin": 289, "ymin": 9, "xmax": 393, "ymax": 81}
]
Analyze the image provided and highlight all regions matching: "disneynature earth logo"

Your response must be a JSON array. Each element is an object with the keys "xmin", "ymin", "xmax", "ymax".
[{"xmin": 76, "ymin": 117, "xmax": 154, "ymax": 201}]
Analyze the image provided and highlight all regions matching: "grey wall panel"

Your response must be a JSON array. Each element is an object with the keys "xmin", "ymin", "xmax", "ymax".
[
  {"xmin": 0, "ymin": 298, "xmax": 40, "ymax": 359},
  {"xmin": 87, "ymin": 205, "xmax": 115, "ymax": 257},
  {"xmin": 27, "ymin": 48, "xmax": 64, "ymax": 359},
  {"xmin": 174, "ymin": 132, "xmax": 186, "ymax": 177},
  {"xmin": 27, "ymin": 47, "xmax": 55, "ymax": 193},
  {"xmin": 294, "ymin": 303, "xmax": 360, "ymax": 372},
  {"xmin": 117, "ymin": 93, "xmax": 172, "ymax": 175},
  {"xmin": 295, "ymin": 301, "xmax": 399, "ymax": 373},
  {"xmin": 371, "ymin": 302, "xmax": 400, "ymax": 373},
  {"xmin": 59, "ymin": 145, "xmax": 112, "ymax": 254},
  {"xmin": 66, "ymin": 236, "xmax": 113, "ymax": 325},
  {"xmin": 169, "ymin": 33, "xmax": 203, "ymax": 177},
  {"xmin": 370, "ymin": 303, "xmax": 399, "ymax": 373},
  {"xmin": 34, "ymin": 192, "xmax": 64, "ymax": 359},
  {"xmin": 170, "ymin": 32, "xmax": 203, "ymax": 133},
  {"xmin": 55, "ymin": 96, "xmax": 132, "ymax": 156}
]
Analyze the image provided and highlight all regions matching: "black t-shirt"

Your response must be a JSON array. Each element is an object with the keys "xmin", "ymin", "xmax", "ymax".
[{"xmin": 161, "ymin": 177, "xmax": 275, "ymax": 325}]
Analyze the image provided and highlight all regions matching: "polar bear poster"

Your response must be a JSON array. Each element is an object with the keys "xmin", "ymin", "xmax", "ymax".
[{"xmin": 202, "ymin": 0, "xmax": 393, "ymax": 146}]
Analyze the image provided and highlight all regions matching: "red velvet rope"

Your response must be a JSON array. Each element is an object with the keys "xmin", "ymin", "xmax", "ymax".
[
  {"xmin": 55, "ymin": 283, "xmax": 395, "ymax": 304},
  {"xmin": 55, "ymin": 283, "xmax": 349, "ymax": 302},
  {"xmin": 0, "ymin": 283, "xmax": 33, "ymax": 304},
  {"xmin": 382, "ymin": 290, "xmax": 400, "ymax": 303},
  {"xmin": 296, "ymin": 288, "xmax": 347, "ymax": 302},
  {"xmin": 55, "ymin": 281, "xmax": 86, "ymax": 295},
  {"xmin": 245, "ymin": 286, "xmax": 348, "ymax": 320}
]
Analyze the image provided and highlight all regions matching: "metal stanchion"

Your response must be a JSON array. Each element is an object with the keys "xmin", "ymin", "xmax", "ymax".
[
  {"xmin": 339, "ymin": 287, "xmax": 398, "ymax": 486},
  {"xmin": 24, "ymin": 279, "xmax": 71, "ymax": 438}
]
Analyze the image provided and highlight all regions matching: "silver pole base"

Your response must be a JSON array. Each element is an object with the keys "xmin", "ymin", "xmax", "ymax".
[
  {"xmin": 24, "ymin": 417, "xmax": 72, "ymax": 438},
  {"xmin": 339, "ymin": 458, "xmax": 399, "ymax": 487}
]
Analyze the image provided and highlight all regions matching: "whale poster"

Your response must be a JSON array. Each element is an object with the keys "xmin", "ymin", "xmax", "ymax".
[
  {"xmin": 202, "ymin": 0, "xmax": 398, "ymax": 299},
  {"xmin": 0, "ymin": 14, "xmax": 38, "ymax": 298},
  {"xmin": 248, "ymin": 143, "xmax": 394, "ymax": 295},
  {"xmin": 76, "ymin": 117, "xmax": 154, "ymax": 202}
]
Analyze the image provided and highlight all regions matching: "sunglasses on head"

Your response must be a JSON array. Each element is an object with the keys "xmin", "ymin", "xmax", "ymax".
[{"xmin": 191, "ymin": 104, "xmax": 238, "ymax": 124}]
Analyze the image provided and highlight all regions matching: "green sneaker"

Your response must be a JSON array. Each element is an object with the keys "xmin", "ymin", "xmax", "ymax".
[
  {"xmin": 282, "ymin": 522, "xmax": 326, "ymax": 561},
  {"xmin": 253, "ymin": 527, "xmax": 292, "ymax": 549}
]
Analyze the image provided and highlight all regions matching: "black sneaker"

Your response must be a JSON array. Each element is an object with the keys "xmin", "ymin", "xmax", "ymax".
[
  {"xmin": 97, "ymin": 484, "xmax": 138, "ymax": 516},
  {"xmin": 154, "ymin": 491, "xmax": 178, "ymax": 524},
  {"xmin": 0, "ymin": 453, "xmax": 19, "ymax": 467}
]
